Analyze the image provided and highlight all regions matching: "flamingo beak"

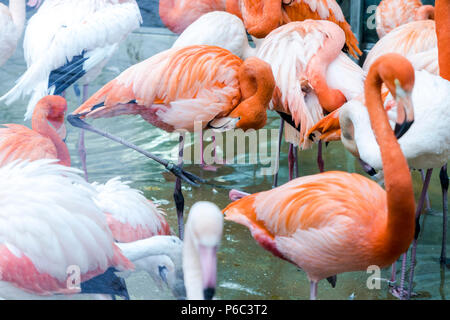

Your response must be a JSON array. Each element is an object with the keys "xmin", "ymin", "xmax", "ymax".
[
  {"xmin": 198, "ymin": 244, "xmax": 217, "ymax": 300},
  {"xmin": 393, "ymin": 80, "xmax": 414, "ymax": 139},
  {"xmin": 49, "ymin": 120, "xmax": 67, "ymax": 142}
]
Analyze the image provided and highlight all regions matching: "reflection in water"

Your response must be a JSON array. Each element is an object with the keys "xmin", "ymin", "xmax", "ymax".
[{"xmin": 0, "ymin": 29, "xmax": 447, "ymax": 300}]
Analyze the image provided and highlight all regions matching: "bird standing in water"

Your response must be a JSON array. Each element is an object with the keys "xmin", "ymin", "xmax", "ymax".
[
  {"xmin": 68, "ymin": 45, "xmax": 275, "ymax": 239},
  {"xmin": 223, "ymin": 53, "xmax": 417, "ymax": 300}
]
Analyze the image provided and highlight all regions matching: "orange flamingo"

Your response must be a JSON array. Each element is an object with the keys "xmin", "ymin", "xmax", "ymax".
[
  {"xmin": 223, "ymin": 53, "xmax": 416, "ymax": 299},
  {"xmin": 0, "ymin": 95, "xmax": 70, "ymax": 167},
  {"xmin": 68, "ymin": 45, "xmax": 275, "ymax": 239},
  {"xmin": 159, "ymin": 0, "xmax": 362, "ymax": 58},
  {"xmin": 376, "ymin": 0, "xmax": 435, "ymax": 38}
]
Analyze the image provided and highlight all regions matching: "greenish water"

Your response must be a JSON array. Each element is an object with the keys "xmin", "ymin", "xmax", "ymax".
[{"xmin": 0, "ymin": 30, "xmax": 448, "ymax": 300}]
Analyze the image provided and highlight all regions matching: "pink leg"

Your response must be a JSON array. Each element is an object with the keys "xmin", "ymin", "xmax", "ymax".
[
  {"xmin": 406, "ymin": 168, "xmax": 433, "ymax": 298},
  {"xmin": 78, "ymin": 85, "xmax": 89, "ymax": 181},
  {"xmin": 272, "ymin": 119, "xmax": 284, "ymax": 188},
  {"xmin": 317, "ymin": 140, "xmax": 324, "ymax": 173},
  {"xmin": 293, "ymin": 146, "xmax": 299, "ymax": 179},
  {"xmin": 288, "ymin": 144, "xmax": 294, "ymax": 181},
  {"xmin": 200, "ymin": 128, "xmax": 218, "ymax": 172},
  {"xmin": 420, "ymin": 169, "xmax": 431, "ymax": 210}
]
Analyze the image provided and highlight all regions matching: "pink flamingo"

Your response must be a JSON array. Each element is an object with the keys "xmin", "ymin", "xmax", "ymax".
[
  {"xmin": 68, "ymin": 45, "xmax": 275, "ymax": 239},
  {"xmin": 376, "ymin": 0, "xmax": 435, "ymax": 38},
  {"xmin": 0, "ymin": 95, "xmax": 70, "ymax": 166}
]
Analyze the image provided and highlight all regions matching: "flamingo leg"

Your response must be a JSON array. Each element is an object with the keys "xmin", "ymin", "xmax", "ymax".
[
  {"xmin": 406, "ymin": 168, "xmax": 433, "ymax": 299},
  {"xmin": 440, "ymin": 164, "xmax": 449, "ymax": 267},
  {"xmin": 78, "ymin": 84, "xmax": 89, "ymax": 182},
  {"xmin": 288, "ymin": 144, "xmax": 294, "ymax": 181},
  {"xmin": 174, "ymin": 133, "xmax": 185, "ymax": 240},
  {"xmin": 317, "ymin": 140, "xmax": 324, "ymax": 173},
  {"xmin": 420, "ymin": 169, "xmax": 431, "ymax": 210},
  {"xmin": 272, "ymin": 119, "xmax": 284, "ymax": 188},
  {"xmin": 390, "ymin": 261, "xmax": 397, "ymax": 284},
  {"xmin": 309, "ymin": 281, "xmax": 318, "ymax": 300}
]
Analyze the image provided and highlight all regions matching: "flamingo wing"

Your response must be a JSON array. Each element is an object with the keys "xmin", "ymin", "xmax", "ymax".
[
  {"xmin": 72, "ymin": 45, "xmax": 243, "ymax": 132},
  {"xmin": 0, "ymin": 124, "xmax": 58, "ymax": 166},
  {"xmin": 363, "ymin": 20, "xmax": 437, "ymax": 74},
  {"xmin": 92, "ymin": 177, "xmax": 172, "ymax": 243},
  {"xmin": 223, "ymin": 171, "xmax": 388, "ymax": 280},
  {"xmin": 283, "ymin": 0, "xmax": 362, "ymax": 58},
  {"xmin": 0, "ymin": 0, "xmax": 142, "ymax": 119},
  {"xmin": 375, "ymin": 0, "xmax": 422, "ymax": 37},
  {"xmin": 0, "ymin": 160, "xmax": 132, "ymax": 296}
]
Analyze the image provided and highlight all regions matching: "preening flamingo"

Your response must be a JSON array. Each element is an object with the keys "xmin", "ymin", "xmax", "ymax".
[
  {"xmin": 160, "ymin": 0, "xmax": 362, "ymax": 58},
  {"xmin": 68, "ymin": 45, "xmax": 275, "ymax": 239},
  {"xmin": 223, "ymin": 53, "xmax": 417, "ymax": 300},
  {"xmin": 0, "ymin": 95, "xmax": 70, "ymax": 166},
  {"xmin": 183, "ymin": 201, "xmax": 223, "ymax": 300},
  {"xmin": 0, "ymin": 0, "xmax": 31, "ymax": 67},
  {"xmin": 364, "ymin": 20, "xmax": 438, "ymax": 75},
  {"xmin": 172, "ymin": 11, "xmax": 257, "ymax": 59},
  {"xmin": 376, "ymin": 0, "xmax": 435, "ymax": 38},
  {"xmin": 0, "ymin": 159, "xmax": 134, "ymax": 299},
  {"xmin": 254, "ymin": 20, "xmax": 364, "ymax": 182}
]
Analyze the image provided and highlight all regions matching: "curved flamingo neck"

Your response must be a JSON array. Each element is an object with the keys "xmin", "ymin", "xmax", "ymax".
[
  {"xmin": 415, "ymin": 5, "xmax": 435, "ymax": 20},
  {"xmin": 365, "ymin": 58, "xmax": 415, "ymax": 260},
  {"xmin": 159, "ymin": 0, "xmax": 226, "ymax": 34},
  {"xmin": 435, "ymin": 0, "xmax": 450, "ymax": 80},
  {"xmin": 32, "ymin": 106, "xmax": 71, "ymax": 167}
]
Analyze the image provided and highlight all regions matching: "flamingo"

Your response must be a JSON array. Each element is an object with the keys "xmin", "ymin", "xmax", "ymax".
[
  {"xmin": 183, "ymin": 201, "xmax": 223, "ymax": 300},
  {"xmin": 308, "ymin": 0, "xmax": 450, "ymax": 298},
  {"xmin": 68, "ymin": 45, "xmax": 275, "ymax": 239},
  {"xmin": 0, "ymin": 95, "xmax": 70, "ymax": 166},
  {"xmin": 222, "ymin": 53, "xmax": 417, "ymax": 300},
  {"xmin": 159, "ymin": 0, "xmax": 362, "ymax": 58},
  {"xmin": 0, "ymin": 0, "xmax": 32, "ymax": 67},
  {"xmin": 254, "ymin": 20, "xmax": 364, "ymax": 182},
  {"xmin": 0, "ymin": 0, "xmax": 142, "ymax": 180},
  {"xmin": 375, "ymin": 0, "xmax": 435, "ymax": 38}
]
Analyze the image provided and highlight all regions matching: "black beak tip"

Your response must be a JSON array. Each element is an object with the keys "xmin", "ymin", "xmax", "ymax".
[
  {"xmin": 203, "ymin": 287, "xmax": 215, "ymax": 300},
  {"xmin": 394, "ymin": 120, "xmax": 414, "ymax": 139}
]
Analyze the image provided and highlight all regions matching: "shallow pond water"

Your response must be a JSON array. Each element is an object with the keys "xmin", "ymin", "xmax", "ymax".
[{"xmin": 0, "ymin": 28, "xmax": 448, "ymax": 300}]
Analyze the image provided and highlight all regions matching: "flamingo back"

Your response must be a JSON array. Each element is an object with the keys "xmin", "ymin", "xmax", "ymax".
[
  {"xmin": 282, "ymin": 0, "xmax": 362, "ymax": 58},
  {"xmin": 0, "ymin": 124, "xmax": 58, "ymax": 166}
]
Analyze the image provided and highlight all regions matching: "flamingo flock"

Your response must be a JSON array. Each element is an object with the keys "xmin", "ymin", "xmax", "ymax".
[{"xmin": 0, "ymin": 0, "xmax": 447, "ymax": 301}]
